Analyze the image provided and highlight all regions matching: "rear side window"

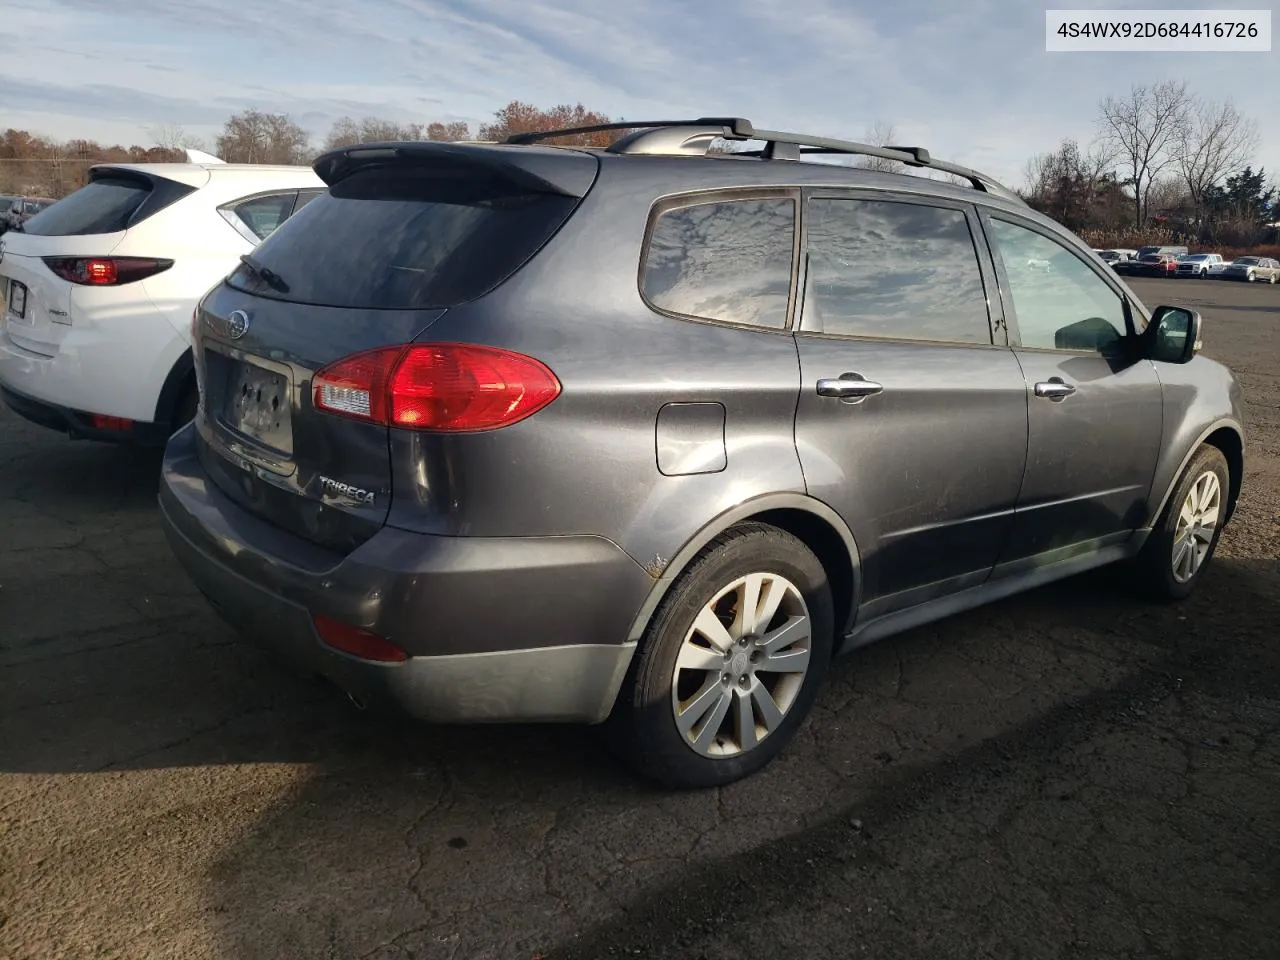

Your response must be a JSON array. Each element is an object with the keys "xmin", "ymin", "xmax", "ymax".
[
  {"xmin": 641, "ymin": 197, "xmax": 795, "ymax": 329},
  {"xmin": 226, "ymin": 166, "xmax": 579, "ymax": 309},
  {"xmin": 224, "ymin": 192, "xmax": 298, "ymax": 241},
  {"xmin": 21, "ymin": 178, "xmax": 150, "ymax": 236},
  {"xmin": 803, "ymin": 198, "xmax": 992, "ymax": 344}
]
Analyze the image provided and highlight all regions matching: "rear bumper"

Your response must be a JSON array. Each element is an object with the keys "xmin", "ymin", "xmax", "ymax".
[
  {"xmin": 158, "ymin": 425, "xmax": 652, "ymax": 724},
  {"xmin": 1, "ymin": 381, "xmax": 176, "ymax": 444}
]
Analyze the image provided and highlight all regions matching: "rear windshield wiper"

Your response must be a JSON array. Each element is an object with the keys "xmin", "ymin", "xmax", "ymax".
[{"xmin": 239, "ymin": 254, "xmax": 289, "ymax": 293}]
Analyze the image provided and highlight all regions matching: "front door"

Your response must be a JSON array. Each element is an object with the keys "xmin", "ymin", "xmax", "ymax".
[
  {"xmin": 792, "ymin": 192, "xmax": 1029, "ymax": 621},
  {"xmin": 980, "ymin": 213, "xmax": 1163, "ymax": 567}
]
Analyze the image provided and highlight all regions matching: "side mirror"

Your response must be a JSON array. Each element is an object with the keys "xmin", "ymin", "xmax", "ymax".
[{"xmin": 1145, "ymin": 305, "xmax": 1202, "ymax": 364}]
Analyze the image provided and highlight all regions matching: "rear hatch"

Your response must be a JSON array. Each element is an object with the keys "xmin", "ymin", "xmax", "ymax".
[
  {"xmin": 1, "ymin": 167, "xmax": 200, "ymax": 356},
  {"xmin": 193, "ymin": 142, "xmax": 598, "ymax": 554}
]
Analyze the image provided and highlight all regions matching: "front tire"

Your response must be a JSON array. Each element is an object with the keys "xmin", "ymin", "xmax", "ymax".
[
  {"xmin": 611, "ymin": 522, "xmax": 834, "ymax": 789},
  {"xmin": 1133, "ymin": 445, "xmax": 1230, "ymax": 602}
]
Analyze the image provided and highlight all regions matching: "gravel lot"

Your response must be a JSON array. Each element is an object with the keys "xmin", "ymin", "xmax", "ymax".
[{"xmin": 2, "ymin": 277, "xmax": 1278, "ymax": 960}]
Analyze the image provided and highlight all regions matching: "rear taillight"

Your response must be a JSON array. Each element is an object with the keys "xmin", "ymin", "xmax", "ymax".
[
  {"xmin": 43, "ymin": 257, "xmax": 174, "ymax": 286},
  {"xmin": 312, "ymin": 343, "xmax": 561, "ymax": 432}
]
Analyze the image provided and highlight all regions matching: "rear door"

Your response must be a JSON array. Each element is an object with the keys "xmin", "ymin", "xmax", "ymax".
[
  {"xmin": 792, "ymin": 191, "xmax": 1029, "ymax": 620},
  {"xmin": 193, "ymin": 153, "xmax": 595, "ymax": 554},
  {"xmin": 979, "ymin": 212, "xmax": 1163, "ymax": 565}
]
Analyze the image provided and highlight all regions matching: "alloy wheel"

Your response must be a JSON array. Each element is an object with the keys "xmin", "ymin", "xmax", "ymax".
[
  {"xmin": 671, "ymin": 572, "xmax": 812, "ymax": 758},
  {"xmin": 1172, "ymin": 470, "xmax": 1222, "ymax": 583}
]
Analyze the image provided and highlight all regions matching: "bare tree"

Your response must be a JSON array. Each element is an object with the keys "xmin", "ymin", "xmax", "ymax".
[
  {"xmin": 216, "ymin": 110, "xmax": 310, "ymax": 164},
  {"xmin": 854, "ymin": 120, "xmax": 901, "ymax": 172},
  {"xmin": 324, "ymin": 116, "xmax": 429, "ymax": 150},
  {"xmin": 1022, "ymin": 138, "xmax": 1123, "ymax": 230},
  {"xmin": 426, "ymin": 121, "xmax": 472, "ymax": 141},
  {"xmin": 151, "ymin": 123, "xmax": 205, "ymax": 153},
  {"xmin": 1097, "ymin": 81, "xmax": 1193, "ymax": 227},
  {"xmin": 1176, "ymin": 98, "xmax": 1258, "ymax": 219},
  {"xmin": 323, "ymin": 117, "xmax": 361, "ymax": 150}
]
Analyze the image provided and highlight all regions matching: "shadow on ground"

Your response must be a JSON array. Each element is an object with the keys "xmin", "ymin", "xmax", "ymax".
[{"xmin": 6, "ymin": 546, "xmax": 1275, "ymax": 958}]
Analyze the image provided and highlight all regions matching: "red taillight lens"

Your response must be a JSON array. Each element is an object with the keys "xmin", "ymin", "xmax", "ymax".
[
  {"xmin": 43, "ymin": 257, "xmax": 174, "ymax": 286},
  {"xmin": 89, "ymin": 414, "xmax": 133, "ymax": 431},
  {"xmin": 313, "ymin": 614, "xmax": 407, "ymax": 663},
  {"xmin": 313, "ymin": 343, "xmax": 561, "ymax": 432}
]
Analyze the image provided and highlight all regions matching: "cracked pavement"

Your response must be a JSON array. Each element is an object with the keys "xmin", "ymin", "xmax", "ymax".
[{"xmin": 1, "ymin": 278, "xmax": 1278, "ymax": 960}]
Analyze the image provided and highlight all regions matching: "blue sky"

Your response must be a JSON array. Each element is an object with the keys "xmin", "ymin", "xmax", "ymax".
[{"xmin": 2, "ymin": 0, "xmax": 1275, "ymax": 189}]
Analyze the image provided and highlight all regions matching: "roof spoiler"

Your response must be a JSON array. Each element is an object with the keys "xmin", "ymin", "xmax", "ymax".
[{"xmin": 311, "ymin": 141, "xmax": 599, "ymax": 198}]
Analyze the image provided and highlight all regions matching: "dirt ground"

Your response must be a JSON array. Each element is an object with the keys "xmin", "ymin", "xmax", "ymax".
[{"xmin": 1, "ymin": 277, "xmax": 1277, "ymax": 960}]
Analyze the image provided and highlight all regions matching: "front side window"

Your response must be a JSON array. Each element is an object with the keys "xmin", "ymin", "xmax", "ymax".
[
  {"xmin": 803, "ymin": 197, "xmax": 992, "ymax": 344},
  {"xmin": 641, "ymin": 197, "xmax": 795, "ymax": 329},
  {"xmin": 988, "ymin": 218, "xmax": 1128, "ymax": 353}
]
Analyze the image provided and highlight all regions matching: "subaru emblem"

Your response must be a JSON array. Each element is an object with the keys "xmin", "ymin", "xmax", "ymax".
[{"xmin": 226, "ymin": 309, "xmax": 250, "ymax": 340}]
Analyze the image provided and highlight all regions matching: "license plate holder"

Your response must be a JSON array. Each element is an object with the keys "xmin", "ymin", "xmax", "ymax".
[{"xmin": 220, "ymin": 360, "xmax": 292, "ymax": 454}]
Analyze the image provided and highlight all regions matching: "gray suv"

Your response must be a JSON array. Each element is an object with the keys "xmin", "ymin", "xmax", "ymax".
[{"xmin": 158, "ymin": 118, "xmax": 1246, "ymax": 789}]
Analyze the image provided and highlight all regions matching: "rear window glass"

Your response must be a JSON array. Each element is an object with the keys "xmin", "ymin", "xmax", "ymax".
[
  {"xmin": 21, "ymin": 178, "xmax": 150, "ymax": 236},
  {"xmin": 225, "ymin": 166, "xmax": 579, "ymax": 309},
  {"xmin": 641, "ymin": 197, "xmax": 795, "ymax": 329}
]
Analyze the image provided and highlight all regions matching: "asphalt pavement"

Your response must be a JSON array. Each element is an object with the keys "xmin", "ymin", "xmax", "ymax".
[{"xmin": 1, "ymin": 277, "xmax": 1278, "ymax": 960}]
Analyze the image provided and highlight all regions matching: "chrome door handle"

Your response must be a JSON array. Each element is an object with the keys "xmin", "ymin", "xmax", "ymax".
[
  {"xmin": 816, "ymin": 373, "xmax": 884, "ymax": 403},
  {"xmin": 1034, "ymin": 377, "xmax": 1076, "ymax": 401}
]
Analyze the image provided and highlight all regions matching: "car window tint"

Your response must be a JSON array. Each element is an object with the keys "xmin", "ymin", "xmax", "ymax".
[
  {"xmin": 20, "ymin": 179, "xmax": 148, "ymax": 236},
  {"xmin": 803, "ymin": 198, "xmax": 991, "ymax": 344},
  {"xmin": 641, "ymin": 198, "xmax": 794, "ymax": 329},
  {"xmin": 292, "ymin": 189, "xmax": 325, "ymax": 213},
  {"xmin": 234, "ymin": 193, "xmax": 298, "ymax": 240},
  {"xmin": 226, "ymin": 167, "xmax": 580, "ymax": 309},
  {"xmin": 989, "ymin": 218, "xmax": 1127, "ymax": 353}
]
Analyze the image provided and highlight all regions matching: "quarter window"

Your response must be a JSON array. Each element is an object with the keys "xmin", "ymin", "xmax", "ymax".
[
  {"xmin": 641, "ymin": 197, "xmax": 795, "ymax": 329},
  {"xmin": 988, "ymin": 218, "xmax": 1127, "ymax": 353},
  {"xmin": 803, "ymin": 198, "xmax": 992, "ymax": 344},
  {"xmin": 231, "ymin": 192, "xmax": 298, "ymax": 241}
]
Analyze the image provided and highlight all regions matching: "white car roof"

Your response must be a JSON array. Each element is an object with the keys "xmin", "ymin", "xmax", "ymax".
[{"xmin": 90, "ymin": 162, "xmax": 322, "ymax": 189}]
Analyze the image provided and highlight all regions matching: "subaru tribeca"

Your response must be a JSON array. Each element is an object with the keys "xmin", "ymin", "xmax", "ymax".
[{"xmin": 158, "ymin": 118, "xmax": 1245, "ymax": 789}]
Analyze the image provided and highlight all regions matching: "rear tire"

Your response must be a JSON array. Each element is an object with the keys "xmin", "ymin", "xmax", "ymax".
[
  {"xmin": 1132, "ymin": 445, "xmax": 1230, "ymax": 602},
  {"xmin": 610, "ymin": 522, "xmax": 834, "ymax": 789}
]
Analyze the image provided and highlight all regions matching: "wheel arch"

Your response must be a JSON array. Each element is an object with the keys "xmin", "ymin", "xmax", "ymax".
[
  {"xmin": 152, "ymin": 347, "xmax": 195, "ymax": 428},
  {"xmin": 624, "ymin": 493, "xmax": 862, "ymax": 646},
  {"xmin": 1148, "ymin": 419, "xmax": 1245, "ymax": 529},
  {"xmin": 1203, "ymin": 425, "xmax": 1244, "ymax": 524}
]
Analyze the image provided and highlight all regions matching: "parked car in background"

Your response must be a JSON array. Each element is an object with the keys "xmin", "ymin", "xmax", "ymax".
[
  {"xmin": 1176, "ymin": 253, "xmax": 1225, "ymax": 278},
  {"xmin": 1131, "ymin": 253, "xmax": 1180, "ymax": 277},
  {"xmin": 0, "ymin": 161, "xmax": 325, "ymax": 445},
  {"xmin": 3, "ymin": 196, "xmax": 55, "ymax": 233},
  {"xmin": 1137, "ymin": 244, "xmax": 1188, "ymax": 260},
  {"xmin": 1093, "ymin": 249, "xmax": 1125, "ymax": 264},
  {"xmin": 1220, "ymin": 256, "xmax": 1279, "ymax": 283},
  {"xmin": 0, "ymin": 196, "xmax": 21, "ymax": 234},
  {"xmin": 156, "ymin": 118, "xmax": 1244, "ymax": 789}
]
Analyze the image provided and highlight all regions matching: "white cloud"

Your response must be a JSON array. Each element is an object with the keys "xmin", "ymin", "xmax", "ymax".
[{"xmin": 1, "ymin": 0, "xmax": 1276, "ymax": 190}]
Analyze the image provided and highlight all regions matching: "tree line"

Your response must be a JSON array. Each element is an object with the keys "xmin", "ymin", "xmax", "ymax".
[
  {"xmin": 1022, "ymin": 81, "xmax": 1274, "ymax": 246},
  {"xmin": 3, "ymin": 90, "xmax": 1275, "ymax": 247}
]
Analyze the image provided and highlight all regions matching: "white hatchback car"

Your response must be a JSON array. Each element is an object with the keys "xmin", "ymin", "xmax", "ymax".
[{"xmin": 0, "ymin": 160, "xmax": 324, "ymax": 444}]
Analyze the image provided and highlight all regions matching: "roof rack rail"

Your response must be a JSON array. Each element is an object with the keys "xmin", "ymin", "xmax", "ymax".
[
  {"xmin": 503, "ymin": 118, "xmax": 752, "ymax": 146},
  {"xmin": 502, "ymin": 117, "xmax": 1024, "ymax": 205}
]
